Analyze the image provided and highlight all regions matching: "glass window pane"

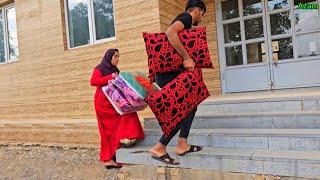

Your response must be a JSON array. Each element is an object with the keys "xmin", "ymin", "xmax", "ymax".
[
  {"xmin": 0, "ymin": 10, "xmax": 5, "ymax": 62},
  {"xmin": 294, "ymin": 8, "xmax": 319, "ymax": 32},
  {"xmin": 270, "ymin": 12, "xmax": 291, "ymax": 35},
  {"xmin": 246, "ymin": 42, "xmax": 264, "ymax": 64},
  {"xmin": 297, "ymin": 32, "xmax": 320, "ymax": 57},
  {"xmin": 67, "ymin": 0, "xmax": 90, "ymax": 48},
  {"xmin": 272, "ymin": 38, "xmax": 294, "ymax": 60},
  {"xmin": 222, "ymin": 0, "xmax": 239, "ymax": 20},
  {"xmin": 6, "ymin": 7, "xmax": 18, "ymax": 60},
  {"xmin": 93, "ymin": 0, "xmax": 115, "ymax": 40},
  {"xmin": 244, "ymin": 17, "xmax": 264, "ymax": 39},
  {"xmin": 225, "ymin": 46, "xmax": 243, "ymax": 66},
  {"xmin": 223, "ymin": 22, "xmax": 241, "ymax": 43},
  {"xmin": 243, "ymin": 0, "xmax": 262, "ymax": 16},
  {"xmin": 268, "ymin": 0, "xmax": 290, "ymax": 10}
]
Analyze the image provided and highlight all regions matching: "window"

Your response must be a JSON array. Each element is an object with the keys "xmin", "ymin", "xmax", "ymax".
[
  {"xmin": 221, "ymin": 0, "xmax": 267, "ymax": 66},
  {"xmin": 294, "ymin": 0, "xmax": 320, "ymax": 58},
  {"xmin": 65, "ymin": 0, "xmax": 115, "ymax": 48},
  {"xmin": 0, "ymin": 5, "xmax": 19, "ymax": 63}
]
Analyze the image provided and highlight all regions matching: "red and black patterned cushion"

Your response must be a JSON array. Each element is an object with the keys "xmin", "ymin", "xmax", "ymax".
[
  {"xmin": 145, "ymin": 69, "xmax": 210, "ymax": 136},
  {"xmin": 143, "ymin": 26, "xmax": 213, "ymax": 82}
]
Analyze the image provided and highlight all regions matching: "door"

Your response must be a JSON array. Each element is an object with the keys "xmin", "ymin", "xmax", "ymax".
[{"xmin": 216, "ymin": 0, "xmax": 320, "ymax": 93}]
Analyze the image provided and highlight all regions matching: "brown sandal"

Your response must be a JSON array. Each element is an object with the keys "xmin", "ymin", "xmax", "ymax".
[
  {"xmin": 177, "ymin": 145, "xmax": 202, "ymax": 156},
  {"xmin": 151, "ymin": 153, "xmax": 180, "ymax": 165}
]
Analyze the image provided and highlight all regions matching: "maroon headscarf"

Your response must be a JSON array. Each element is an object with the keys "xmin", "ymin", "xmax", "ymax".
[{"xmin": 96, "ymin": 49, "xmax": 120, "ymax": 76}]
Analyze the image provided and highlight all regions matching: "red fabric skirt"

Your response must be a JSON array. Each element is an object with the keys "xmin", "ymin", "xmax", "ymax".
[{"xmin": 94, "ymin": 88, "xmax": 144, "ymax": 162}]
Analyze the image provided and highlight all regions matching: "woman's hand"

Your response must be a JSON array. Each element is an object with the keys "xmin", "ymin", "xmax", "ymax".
[{"xmin": 112, "ymin": 72, "xmax": 119, "ymax": 78}]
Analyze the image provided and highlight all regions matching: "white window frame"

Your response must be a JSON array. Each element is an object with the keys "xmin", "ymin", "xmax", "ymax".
[
  {"xmin": 64, "ymin": 0, "xmax": 117, "ymax": 50},
  {"xmin": 0, "ymin": 3, "xmax": 19, "ymax": 65}
]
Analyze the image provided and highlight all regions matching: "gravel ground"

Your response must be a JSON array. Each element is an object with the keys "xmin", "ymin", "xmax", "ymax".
[{"xmin": 0, "ymin": 144, "xmax": 120, "ymax": 180}]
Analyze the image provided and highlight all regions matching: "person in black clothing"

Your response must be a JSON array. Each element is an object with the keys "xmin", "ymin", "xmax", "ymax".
[{"xmin": 149, "ymin": 0, "xmax": 207, "ymax": 165}]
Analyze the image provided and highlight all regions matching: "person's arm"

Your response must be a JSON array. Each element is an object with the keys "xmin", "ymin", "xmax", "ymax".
[
  {"xmin": 166, "ymin": 21, "xmax": 195, "ymax": 71},
  {"xmin": 90, "ymin": 68, "xmax": 114, "ymax": 87}
]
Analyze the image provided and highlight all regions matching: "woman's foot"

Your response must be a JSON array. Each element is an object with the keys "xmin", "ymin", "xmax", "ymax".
[{"xmin": 120, "ymin": 138, "xmax": 138, "ymax": 147}]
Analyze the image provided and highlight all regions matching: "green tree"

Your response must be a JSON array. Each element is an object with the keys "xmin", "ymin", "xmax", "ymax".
[
  {"xmin": 69, "ymin": 2, "xmax": 90, "ymax": 47},
  {"xmin": 93, "ymin": 0, "xmax": 115, "ymax": 40}
]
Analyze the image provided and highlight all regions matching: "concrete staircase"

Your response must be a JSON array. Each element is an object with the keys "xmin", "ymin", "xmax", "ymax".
[{"xmin": 117, "ymin": 94, "xmax": 320, "ymax": 178}]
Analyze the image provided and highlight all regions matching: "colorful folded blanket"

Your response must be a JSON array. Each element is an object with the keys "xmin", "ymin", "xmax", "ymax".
[
  {"xmin": 102, "ymin": 71, "xmax": 160, "ymax": 115},
  {"xmin": 119, "ymin": 71, "xmax": 160, "ymax": 98}
]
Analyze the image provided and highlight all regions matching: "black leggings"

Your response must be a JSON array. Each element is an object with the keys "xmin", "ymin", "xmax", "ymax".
[{"xmin": 155, "ymin": 71, "xmax": 197, "ymax": 146}]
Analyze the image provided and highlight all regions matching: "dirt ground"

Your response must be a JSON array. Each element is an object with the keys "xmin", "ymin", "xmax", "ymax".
[{"xmin": 0, "ymin": 144, "xmax": 120, "ymax": 180}]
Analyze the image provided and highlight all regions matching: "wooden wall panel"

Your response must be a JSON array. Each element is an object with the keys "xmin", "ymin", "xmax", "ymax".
[{"xmin": 159, "ymin": 0, "xmax": 185, "ymax": 31}]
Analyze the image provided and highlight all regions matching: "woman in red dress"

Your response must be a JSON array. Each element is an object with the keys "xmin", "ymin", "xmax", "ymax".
[{"xmin": 90, "ymin": 49, "xmax": 144, "ymax": 168}]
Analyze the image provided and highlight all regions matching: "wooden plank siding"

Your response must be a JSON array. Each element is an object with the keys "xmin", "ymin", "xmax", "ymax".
[{"xmin": 0, "ymin": 0, "xmax": 220, "ymax": 121}]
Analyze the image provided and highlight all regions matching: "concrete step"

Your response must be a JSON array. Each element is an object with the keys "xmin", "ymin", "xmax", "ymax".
[
  {"xmin": 144, "ymin": 112, "xmax": 320, "ymax": 129},
  {"xmin": 118, "ymin": 165, "xmax": 275, "ymax": 180},
  {"xmin": 116, "ymin": 146, "xmax": 320, "ymax": 178},
  {"xmin": 197, "ymin": 97, "xmax": 319, "ymax": 115},
  {"xmin": 139, "ymin": 129, "xmax": 320, "ymax": 151}
]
